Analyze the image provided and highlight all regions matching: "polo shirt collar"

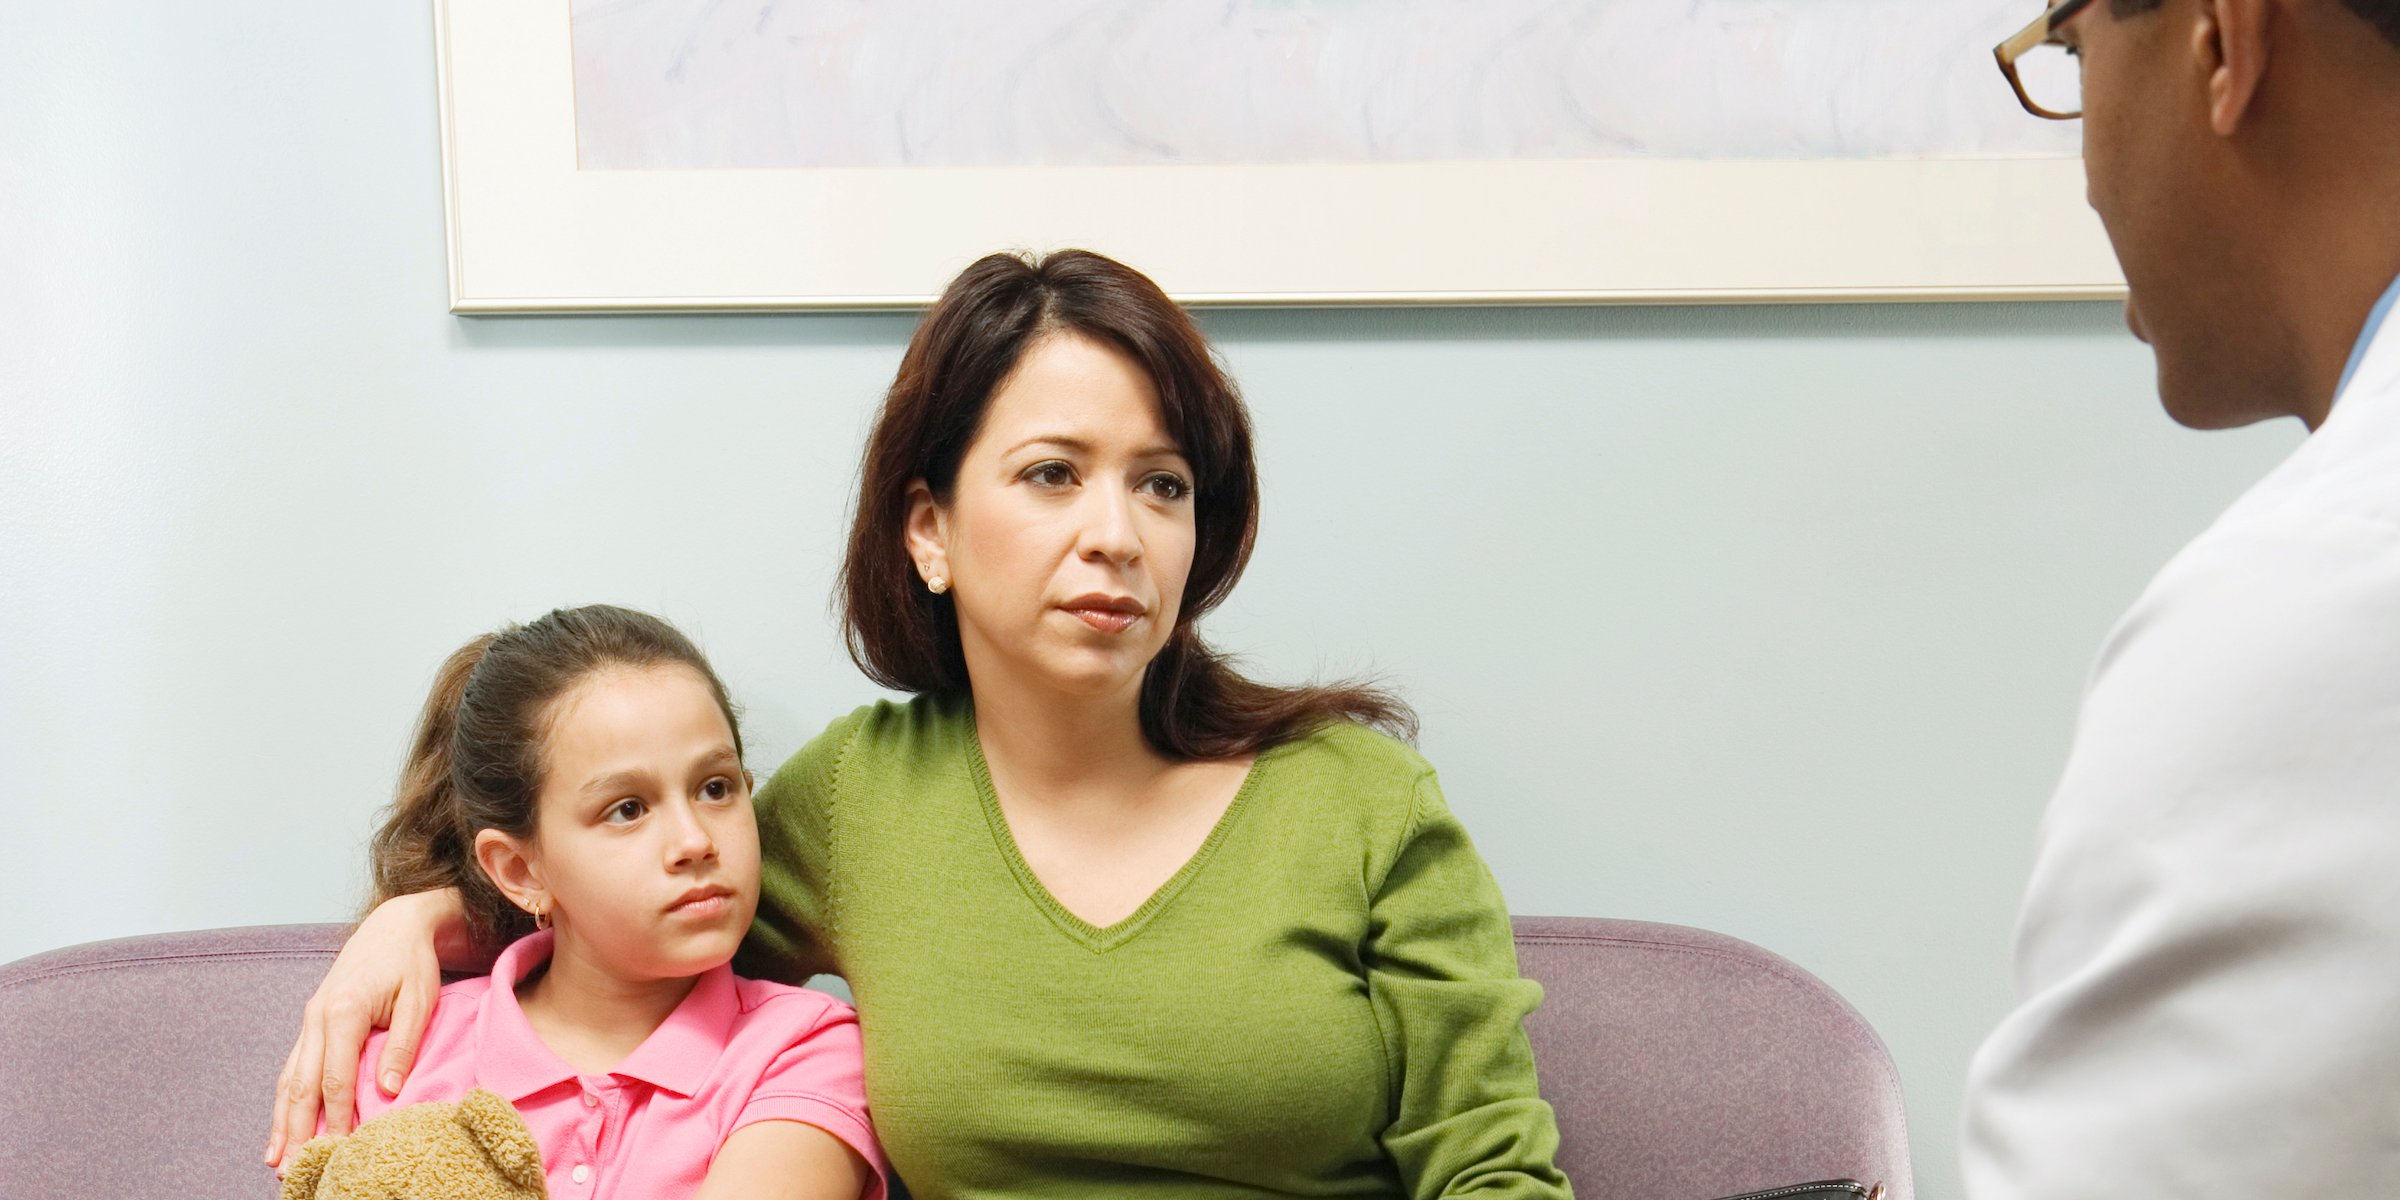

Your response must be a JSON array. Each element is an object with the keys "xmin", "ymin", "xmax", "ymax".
[
  {"xmin": 473, "ymin": 930, "xmax": 741, "ymax": 1102},
  {"xmin": 611, "ymin": 959, "xmax": 738, "ymax": 1098}
]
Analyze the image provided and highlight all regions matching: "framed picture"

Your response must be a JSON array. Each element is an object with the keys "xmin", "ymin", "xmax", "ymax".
[{"xmin": 435, "ymin": 0, "xmax": 2125, "ymax": 313}]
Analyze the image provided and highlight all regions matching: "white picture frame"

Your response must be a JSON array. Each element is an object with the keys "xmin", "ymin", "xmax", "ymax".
[{"xmin": 434, "ymin": 0, "xmax": 2128, "ymax": 313}]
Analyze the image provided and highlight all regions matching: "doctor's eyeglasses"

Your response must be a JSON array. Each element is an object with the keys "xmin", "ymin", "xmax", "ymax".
[{"xmin": 1995, "ymin": 0, "xmax": 2093, "ymax": 120}]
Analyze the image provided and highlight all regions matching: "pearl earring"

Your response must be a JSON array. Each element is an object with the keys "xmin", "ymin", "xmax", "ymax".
[{"xmin": 927, "ymin": 574, "xmax": 949, "ymax": 595}]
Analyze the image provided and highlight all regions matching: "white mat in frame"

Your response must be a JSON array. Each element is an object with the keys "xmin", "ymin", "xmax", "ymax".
[{"xmin": 436, "ymin": 0, "xmax": 2125, "ymax": 312}]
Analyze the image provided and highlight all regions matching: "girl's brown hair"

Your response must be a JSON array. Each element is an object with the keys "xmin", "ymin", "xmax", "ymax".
[
  {"xmin": 368, "ymin": 605, "xmax": 745, "ymax": 949},
  {"xmin": 840, "ymin": 249, "xmax": 1413, "ymax": 759}
]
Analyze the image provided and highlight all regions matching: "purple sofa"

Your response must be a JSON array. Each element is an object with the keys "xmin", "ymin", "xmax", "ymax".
[{"xmin": 0, "ymin": 917, "xmax": 1910, "ymax": 1199}]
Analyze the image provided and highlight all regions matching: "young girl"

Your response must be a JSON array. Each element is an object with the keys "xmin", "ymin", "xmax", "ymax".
[{"xmin": 302, "ymin": 604, "xmax": 886, "ymax": 1200}]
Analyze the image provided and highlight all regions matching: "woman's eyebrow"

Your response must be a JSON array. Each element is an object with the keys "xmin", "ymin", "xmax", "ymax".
[
  {"xmin": 1003, "ymin": 434, "xmax": 1185, "ymax": 461},
  {"xmin": 1002, "ymin": 434, "xmax": 1093, "ymax": 457}
]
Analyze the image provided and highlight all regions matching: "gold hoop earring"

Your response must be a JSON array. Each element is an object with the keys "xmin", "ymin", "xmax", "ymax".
[{"xmin": 531, "ymin": 900, "xmax": 550, "ymax": 930}]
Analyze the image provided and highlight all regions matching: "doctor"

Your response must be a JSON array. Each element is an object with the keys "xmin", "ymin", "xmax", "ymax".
[{"xmin": 1966, "ymin": 0, "xmax": 2400, "ymax": 1195}]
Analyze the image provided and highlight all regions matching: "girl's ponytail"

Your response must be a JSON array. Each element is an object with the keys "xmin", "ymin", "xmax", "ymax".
[{"xmin": 367, "ymin": 633, "xmax": 497, "ymax": 922}]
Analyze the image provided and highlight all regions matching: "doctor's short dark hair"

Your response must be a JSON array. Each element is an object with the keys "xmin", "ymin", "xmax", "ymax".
[{"xmin": 2109, "ymin": 0, "xmax": 2400, "ymax": 49}]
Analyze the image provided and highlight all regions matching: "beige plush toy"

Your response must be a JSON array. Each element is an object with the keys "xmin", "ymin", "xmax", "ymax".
[{"xmin": 280, "ymin": 1088, "xmax": 548, "ymax": 1200}]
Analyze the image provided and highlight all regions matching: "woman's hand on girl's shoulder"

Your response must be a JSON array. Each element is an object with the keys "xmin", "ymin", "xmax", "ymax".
[{"xmin": 263, "ymin": 888, "xmax": 461, "ymax": 1170}]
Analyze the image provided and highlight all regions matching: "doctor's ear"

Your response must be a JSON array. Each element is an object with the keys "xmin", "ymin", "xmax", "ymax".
[{"xmin": 2196, "ymin": 0, "xmax": 2271, "ymax": 137}]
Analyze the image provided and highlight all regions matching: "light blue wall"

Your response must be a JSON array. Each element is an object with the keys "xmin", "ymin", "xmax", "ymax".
[{"xmin": 0, "ymin": 4, "xmax": 2301, "ymax": 1197}]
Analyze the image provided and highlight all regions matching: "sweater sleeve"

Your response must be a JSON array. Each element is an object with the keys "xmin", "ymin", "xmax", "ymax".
[
  {"xmin": 1368, "ymin": 769, "xmax": 1574, "ymax": 1199},
  {"xmin": 735, "ymin": 714, "xmax": 859, "ymax": 986}
]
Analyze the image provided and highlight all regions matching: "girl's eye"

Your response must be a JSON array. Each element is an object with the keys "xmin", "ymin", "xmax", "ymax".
[
  {"xmin": 701, "ymin": 777, "xmax": 733, "ymax": 802},
  {"xmin": 1141, "ymin": 472, "xmax": 1192, "ymax": 501},
  {"xmin": 1023, "ymin": 461, "xmax": 1075, "ymax": 487},
  {"xmin": 606, "ymin": 799, "xmax": 645, "ymax": 824}
]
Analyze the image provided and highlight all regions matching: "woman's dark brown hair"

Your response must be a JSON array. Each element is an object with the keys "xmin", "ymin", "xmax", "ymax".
[
  {"xmin": 368, "ymin": 604, "xmax": 746, "ymax": 949},
  {"xmin": 840, "ymin": 249, "xmax": 1413, "ymax": 759}
]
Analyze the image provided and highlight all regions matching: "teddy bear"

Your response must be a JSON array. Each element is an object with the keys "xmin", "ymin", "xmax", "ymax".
[{"xmin": 280, "ymin": 1088, "xmax": 548, "ymax": 1200}]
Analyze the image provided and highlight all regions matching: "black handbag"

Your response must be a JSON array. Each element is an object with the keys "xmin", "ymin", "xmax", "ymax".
[{"xmin": 1710, "ymin": 1182, "xmax": 1886, "ymax": 1200}]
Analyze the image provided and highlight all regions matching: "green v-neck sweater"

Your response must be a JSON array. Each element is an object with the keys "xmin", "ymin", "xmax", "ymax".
[{"xmin": 735, "ymin": 695, "xmax": 1572, "ymax": 1199}]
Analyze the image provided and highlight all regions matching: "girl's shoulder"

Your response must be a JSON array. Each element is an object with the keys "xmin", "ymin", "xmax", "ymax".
[
  {"xmin": 710, "ymin": 975, "xmax": 883, "ymax": 1189},
  {"xmin": 719, "ymin": 975, "xmax": 864, "ymax": 1067},
  {"xmin": 352, "ymin": 974, "xmax": 499, "ymax": 1121},
  {"xmin": 366, "ymin": 973, "xmax": 495, "ymax": 1056},
  {"xmin": 727, "ymin": 974, "xmax": 856, "ymax": 1024}
]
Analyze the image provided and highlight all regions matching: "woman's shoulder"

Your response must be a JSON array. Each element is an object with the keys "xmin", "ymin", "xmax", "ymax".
[
  {"xmin": 760, "ymin": 694, "xmax": 969, "ymax": 790},
  {"xmin": 1243, "ymin": 719, "xmax": 1440, "ymax": 860},
  {"xmin": 846, "ymin": 691, "xmax": 974, "ymax": 751},
  {"xmin": 1269, "ymin": 718, "xmax": 1436, "ymax": 792}
]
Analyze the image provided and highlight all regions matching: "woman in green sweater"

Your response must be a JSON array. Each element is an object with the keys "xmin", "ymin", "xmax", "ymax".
[{"xmin": 267, "ymin": 250, "xmax": 1571, "ymax": 1199}]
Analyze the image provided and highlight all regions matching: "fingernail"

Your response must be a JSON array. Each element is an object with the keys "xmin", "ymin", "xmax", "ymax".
[{"xmin": 381, "ymin": 1071, "xmax": 403, "ymax": 1094}]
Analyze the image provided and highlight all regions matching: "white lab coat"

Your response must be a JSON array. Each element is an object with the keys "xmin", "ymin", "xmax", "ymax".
[{"xmin": 1962, "ymin": 315, "xmax": 2400, "ymax": 1197}]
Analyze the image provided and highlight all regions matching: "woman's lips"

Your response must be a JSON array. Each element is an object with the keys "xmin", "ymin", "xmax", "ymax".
[
  {"xmin": 1061, "ymin": 594, "xmax": 1144, "ymax": 634},
  {"xmin": 1067, "ymin": 607, "xmax": 1139, "ymax": 633}
]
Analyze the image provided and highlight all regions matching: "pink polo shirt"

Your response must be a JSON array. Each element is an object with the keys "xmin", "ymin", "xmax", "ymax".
[{"xmin": 354, "ymin": 931, "xmax": 888, "ymax": 1200}]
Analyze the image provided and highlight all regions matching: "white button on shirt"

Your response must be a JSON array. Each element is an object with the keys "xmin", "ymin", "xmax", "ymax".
[{"xmin": 571, "ymin": 1164, "xmax": 590, "ymax": 1185}]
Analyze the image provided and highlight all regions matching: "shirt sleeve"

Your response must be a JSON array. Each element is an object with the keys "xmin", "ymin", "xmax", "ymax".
[
  {"xmin": 1962, "ymin": 512, "xmax": 2400, "ymax": 1198},
  {"xmin": 736, "ymin": 714, "xmax": 860, "ymax": 985},
  {"xmin": 1368, "ymin": 769, "xmax": 1574, "ymax": 1199},
  {"xmin": 732, "ymin": 1001, "xmax": 891, "ymax": 1200}
]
